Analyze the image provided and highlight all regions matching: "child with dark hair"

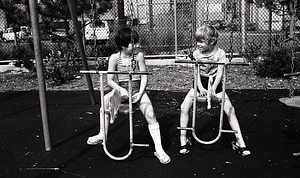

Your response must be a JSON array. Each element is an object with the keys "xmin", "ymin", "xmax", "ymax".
[
  {"xmin": 179, "ymin": 25, "xmax": 251, "ymax": 157},
  {"xmin": 87, "ymin": 27, "xmax": 171, "ymax": 164}
]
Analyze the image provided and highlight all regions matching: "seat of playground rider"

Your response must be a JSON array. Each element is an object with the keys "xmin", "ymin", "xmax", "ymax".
[
  {"xmin": 197, "ymin": 96, "xmax": 222, "ymax": 103},
  {"xmin": 118, "ymin": 103, "xmax": 138, "ymax": 115},
  {"xmin": 279, "ymin": 96, "xmax": 300, "ymax": 109}
]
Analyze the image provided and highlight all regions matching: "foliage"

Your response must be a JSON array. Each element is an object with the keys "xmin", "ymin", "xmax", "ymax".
[
  {"xmin": 242, "ymin": 41, "xmax": 264, "ymax": 63},
  {"xmin": 0, "ymin": 0, "xmax": 31, "ymax": 30},
  {"xmin": 38, "ymin": 0, "xmax": 113, "ymax": 38},
  {"xmin": 12, "ymin": 45, "xmax": 35, "ymax": 72},
  {"xmin": 44, "ymin": 58, "xmax": 81, "ymax": 86},
  {"xmin": 96, "ymin": 45, "xmax": 117, "ymax": 57},
  {"xmin": 253, "ymin": 49, "xmax": 297, "ymax": 78},
  {"xmin": 95, "ymin": 57, "xmax": 108, "ymax": 71},
  {"xmin": 244, "ymin": 35, "xmax": 300, "ymax": 78}
]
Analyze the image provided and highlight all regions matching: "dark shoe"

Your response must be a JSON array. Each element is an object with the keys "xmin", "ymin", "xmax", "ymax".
[
  {"xmin": 232, "ymin": 141, "xmax": 251, "ymax": 157},
  {"xmin": 180, "ymin": 137, "xmax": 192, "ymax": 155}
]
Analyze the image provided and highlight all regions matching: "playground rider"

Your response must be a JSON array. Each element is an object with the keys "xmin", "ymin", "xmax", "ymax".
[
  {"xmin": 179, "ymin": 25, "xmax": 251, "ymax": 157},
  {"xmin": 87, "ymin": 27, "xmax": 171, "ymax": 164}
]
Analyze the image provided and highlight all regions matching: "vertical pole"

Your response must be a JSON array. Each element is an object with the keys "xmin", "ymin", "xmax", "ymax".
[
  {"xmin": 99, "ymin": 73, "xmax": 106, "ymax": 145},
  {"xmin": 192, "ymin": 62, "xmax": 198, "ymax": 130},
  {"xmin": 81, "ymin": 15, "xmax": 86, "ymax": 50},
  {"xmin": 240, "ymin": 0, "xmax": 246, "ymax": 53},
  {"xmin": 149, "ymin": 0, "xmax": 153, "ymax": 30},
  {"xmin": 28, "ymin": 0, "xmax": 51, "ymax": 151},
  {"xmin": 67, "ymin": 0, "xmax": 96, "ymax": 105},
  {"xmin": 219, "ymin": 66, "xmax": 226, "ymax": 133},
  {"xmin": 174, "ymin": 0, "xmax": 177, "ymax": 57},
  {"xmin": 118, "ymin": 0, "xmax": 125, "ymax": 27},
  {"xmin": 128, "ymin": 74, "xmax": 133, "ymax": 146}
]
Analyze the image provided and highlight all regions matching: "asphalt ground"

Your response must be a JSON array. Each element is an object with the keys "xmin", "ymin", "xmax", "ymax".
[{"xmin": 1, "ymin": 89, "xmax": 300, "ymax": 178}]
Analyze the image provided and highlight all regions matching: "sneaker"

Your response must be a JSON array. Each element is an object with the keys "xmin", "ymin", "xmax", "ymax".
[
  {"xmin": 180, "ymin": 137, "xmax": 192, "ymax": 155},
  {"xmin": 87, "ymin": 134, "xmax": 104, "ymax": 145},
  {"xmin": 154, "ymin": 152, "xmax": 171, "ymax": 164}
]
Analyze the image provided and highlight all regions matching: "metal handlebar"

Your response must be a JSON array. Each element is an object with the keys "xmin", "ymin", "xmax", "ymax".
[
  {"xmin": 80, "ymin": 70, "xmax": 152, "ymax": 75},
  {"xmin": 284, "ymin": 72, "xmax": 300, "ymax": 77},
  {"xmin": 175, "ymin": 60, "xmax": 251, "ymax": 66}
]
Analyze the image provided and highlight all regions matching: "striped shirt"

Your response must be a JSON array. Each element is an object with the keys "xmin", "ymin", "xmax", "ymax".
[{"xmin": 116, "ymin": 52, "xmax": 141, "ymax": 82}]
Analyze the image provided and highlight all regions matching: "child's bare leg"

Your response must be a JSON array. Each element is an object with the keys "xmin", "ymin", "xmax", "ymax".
[
  {"xmin": 138, "ymin": 92, "xmax": 171, "ymax": 164},
  {"xmin": 180, "ymin": 89, "xmax": 194, "ymax": 146},
  {"xmin": 216, "ymin": 93, "xmax": 246, "ymax": 148},
  {"xmin": 87, "ymin": 93, "xmax": 111, "ymax": 145}
]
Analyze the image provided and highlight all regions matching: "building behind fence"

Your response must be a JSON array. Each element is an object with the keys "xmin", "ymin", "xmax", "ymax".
[{"xmin": 0, "ymin": 0, "xmax": 295, "ymax": 62}]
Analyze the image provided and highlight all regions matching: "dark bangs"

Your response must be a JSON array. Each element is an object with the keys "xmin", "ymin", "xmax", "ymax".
[{"xmin": 115, "ymin": 27, "xmax": 139, "ymax": 50}]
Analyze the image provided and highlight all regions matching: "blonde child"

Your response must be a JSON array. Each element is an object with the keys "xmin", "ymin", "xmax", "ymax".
[
  {"xmin": 87, "ymin": 27, "xmax": 171, "ymax": 164},
  {"xmin": 179, "ymin": 25, "xmax": 251, "ymax": 157}
]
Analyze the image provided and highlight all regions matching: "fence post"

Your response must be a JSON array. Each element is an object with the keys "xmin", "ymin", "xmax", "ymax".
[
  {"xmin": 241, "ymin": 0, "xmax": 246, "ymax": 53},
  {"xmin": 174, "ymin": 0, "xmax": 177, "ymax": 56}
]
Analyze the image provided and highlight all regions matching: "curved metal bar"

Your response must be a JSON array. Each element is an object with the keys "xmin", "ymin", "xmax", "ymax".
[
  {"xmin": 101, "ymin": 73, "xmax": 134, "ymax": 160},
  {"xmin": 81, "ymin": 70, "xmax": 151, "ymax": 160}
]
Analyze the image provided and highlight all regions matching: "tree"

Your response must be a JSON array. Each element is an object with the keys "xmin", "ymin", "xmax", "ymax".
[
  {"xmin": 37, "ymin": 0, "xmax": 113, "ymax": 64},
  {"xmin": 0, "ymin": 0, "xmax": 31, "ymax": 46},
  {"xmin": 0, "ymin": 0, "xmax": 31, "ymax": 29},
  {"xmin": 252, "ymin": 0, "xmax": 300, "ymax": 37},
  {"xmin": 0, "ymin": 0, "xmax": 113, "ymax": 68},
  {"xmin": 0, "ymin": 0, "xmax": 113, "ymax": 40},
  {"xmin": 38, "ymin": 0, "xmax": 113, "ymax": 41}
]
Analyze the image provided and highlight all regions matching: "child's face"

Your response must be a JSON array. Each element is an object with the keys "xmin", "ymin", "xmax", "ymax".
[
  {"xmin": 125, "ymin": 42, "xmax": 141, "ymax": 55},
  {"xmin": 196, "ymin": 38, "xmax": 214, "ymax": 53}
]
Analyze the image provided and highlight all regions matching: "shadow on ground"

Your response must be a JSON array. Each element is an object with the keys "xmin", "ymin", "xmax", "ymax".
[{"xmin": 0, "ymin": 89, "xmax": 300, "ymax": 178}]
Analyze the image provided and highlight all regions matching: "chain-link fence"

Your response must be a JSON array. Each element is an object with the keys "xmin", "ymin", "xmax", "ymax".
[{"xmin": 0, "ymin": 0, "xmax": 297, "ymax": 61}]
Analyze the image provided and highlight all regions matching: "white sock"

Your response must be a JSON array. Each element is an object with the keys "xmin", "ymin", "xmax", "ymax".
[{"xmin": 148, "ymin": 122, "xmax": 164, "ymax": 154}]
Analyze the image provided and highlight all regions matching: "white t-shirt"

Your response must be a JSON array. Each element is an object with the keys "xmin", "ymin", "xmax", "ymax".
[{"xmin": 193, "ymin": 47, "xmax": 228, "ymax": 77}]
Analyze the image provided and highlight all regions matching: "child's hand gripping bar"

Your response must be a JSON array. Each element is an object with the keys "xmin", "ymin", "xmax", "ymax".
[{"xmin": 175, "ymin": 60, "xmax": 250, "ymax": 109}]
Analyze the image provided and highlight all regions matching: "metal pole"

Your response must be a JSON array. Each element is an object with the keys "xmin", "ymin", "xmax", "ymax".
[
  {"xmin": 174, "ymin": 0, "xmax": 177, "ymax": 57},
  {"xmin": 241, "ymin": 0, "xmax": 246, "ymax": 53},
  {"xmin": 28, "ymin": 0, "xmax": 51, "ymax": 151},
  {"xmin": 67, "ymin": 0, "xmax": 96, "ymax": 105}
]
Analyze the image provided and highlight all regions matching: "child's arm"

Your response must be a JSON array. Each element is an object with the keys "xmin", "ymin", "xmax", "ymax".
[
  {"xmin": 193, "ymin": 50, "xmax": 208, "ymax": 96},
  {"xmin": 211, "ymin": 63, "xmax": 224, "ymax": 95},
  {"xmin": 197, "ymin": 73, "xmax": 208, "ymax": 96},
  {"xmin": 211, "ymin": 50, "xmax": 226, "ymax": 95},
  {"xmin": 107, "ymin": 54, "xmax": 128, "ymax": 97},
  {"xmin": 132, "ymin": 52, "xmax": 147, "ymax": 103}
]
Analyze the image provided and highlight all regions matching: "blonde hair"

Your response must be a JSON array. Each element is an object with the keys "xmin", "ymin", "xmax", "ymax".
[{"xmin": 195, "ymin": 25, "xmax": 218, "ymax": 45}]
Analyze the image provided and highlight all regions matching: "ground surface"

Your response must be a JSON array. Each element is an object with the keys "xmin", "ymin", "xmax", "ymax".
[
  {"xmin": 1, "ymin": 65, "xmax": 300, "ymax": 178},
  {"xmin": 1, "ymin": 65, "xmax": 300, "ymax": 92}
]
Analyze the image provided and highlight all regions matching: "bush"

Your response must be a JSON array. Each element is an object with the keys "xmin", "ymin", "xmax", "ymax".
[
  {"xmin": 253, "ymin": 49, "xmax": 300, "ymax": 78},
  {"xmin": 95, "ymin": 57, "xmax": 108, "ymax": 71},
  {"xmin": 0, "ymin": 43, "xmax": 36, "ymax": 72},
  {"xmin": 44, "ymin": 58, "xmax": 81, "ymax": 86},
  {"xmin": 244, "ymin": 37, "xmax": 300, "ymax": 78},
  {"xmin": 243, "ymin": 41, "xmax": 263, "ymax": 63}
]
